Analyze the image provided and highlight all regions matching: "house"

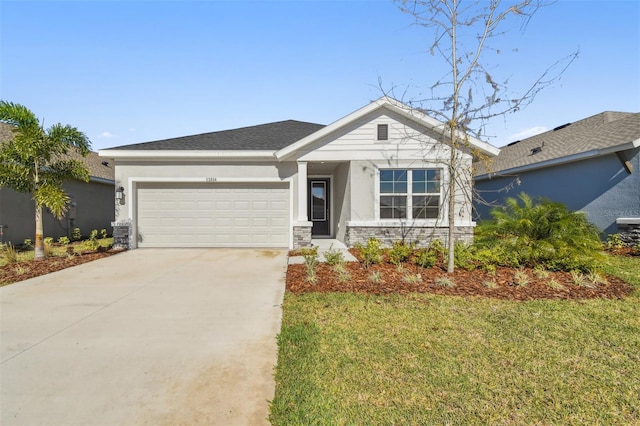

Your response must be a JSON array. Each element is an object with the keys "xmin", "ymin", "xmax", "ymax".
[
  {"xmin": 99, "ymin": 97, "xmax": 499, "ymax": 249},
  {"xmin": 0, "ymin": 123, "xmax": 116, "ymax": 245},
  {"xmin": 474, "ymin": 111, "xmax": 640, "ymax": 243}
]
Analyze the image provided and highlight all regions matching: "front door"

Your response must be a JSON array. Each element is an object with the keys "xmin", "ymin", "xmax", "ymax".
[{"xmin": 308, "ymin": 178, "xmax": 330, "ymax": 236}]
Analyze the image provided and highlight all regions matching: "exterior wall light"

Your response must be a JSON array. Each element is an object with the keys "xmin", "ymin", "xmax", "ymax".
[{"xmin": 115, "ymin": 186, "xmax": 125, "ymax": 201}]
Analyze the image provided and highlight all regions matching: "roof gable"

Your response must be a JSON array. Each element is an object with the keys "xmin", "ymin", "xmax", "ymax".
[
  {"xmin": 275, "ymin": 97, "xmax": 500, "ymax": 159},
  {"xmin": 475, "ymin": 111, "xmax": 640, "ymax": 178}
]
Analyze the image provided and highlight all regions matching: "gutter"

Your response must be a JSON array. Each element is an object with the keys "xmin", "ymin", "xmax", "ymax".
[{"xmin": 98, "ymin": 149, "xmax": 277, "ymax": 160}]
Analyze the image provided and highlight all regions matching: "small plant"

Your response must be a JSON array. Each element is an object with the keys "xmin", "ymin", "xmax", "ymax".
[
  {"xmin": 388, "ymin": 240, "xmax": 413, "ymax": 266},
  {"xmin": 605, "ymin": 233, "xmax": 625, "ymax": 250},
  {"xmin": 334, "ymin": 264, "xmax": 351, "ymax": 283},
  {"xmin": 84, "ymin": 239, "xmax": 100, "ymax": 251},
  {"xmin": 100, "ymin": 228, "xmax": 108, "ymax": 239},
  {"xmin": 368, "ymin": 271, "xmax": 383, "ymax": 284},
  {"xmin": 303, "ymin": 250, "xmax": 319, "ymax": 284},
  {"xmin": 361, "ymin": 238, "xmax": 383, "ymax": 268},
  {"xmin": 546, "ymin": 279, "xmax": 565, "ymax": 290},
  {"xmin": 414, "ymin": 249, "xmax": 437, "ymax": 269},
  {"xmin": 14, "ymin": 265, "xmax": 28, "ymax": 276},
  {"xmin": 633, "ymin": 243, "xmax": 640, "ymax": 255},
  {"xmin": 435, "ymin": 276, "xmax": 455, "ymax": 288},
  {"xmin": 483, "ymin": 280, "xmax": 499, "ymax": 289},
  {"xmin": 43, "ymin": 237, "xmax": 54, "ymax": 257},
  {"xmin": 395, "ymin": 263, "xmax": 405, "ymax": 273},
  {"xmin": 588, "ymin": 271, "xmax": 608, "ymax": 285},
  {"xmin": 89, "ymin": 229, "xmax": 99, "ymax": 241},
  {"xmin": 57, "ymin": 236, "xmax": 70, "ymax": 245},
  {"xmin": 402, "ymin": 273, "xmax": 422, "ymax": 284},
  {"xmin": 72, "ymin": 227, "xmax": 82, "ymax": 241},
  {"xmin": 297, "ymin": 246, "xmax": 318, "ymax": 257},
  {"xmin": 453, "ymin": 242, "xmax": 476, "ymax": 270},
  {"xmin": 571, "ymin": 270, "xmax": 593, "ymax": 288},
  {"xmin": 533, "ymin": 265, "xmax": 550, "ymax": 279},
  {"xmin": 512, "ymin": 269, "xmax": 530, "ymax": 287},
  {"xmin": 323, "ymin": 245, "xmax": 345, "ymax": 266},
  {"xmin": 1, "ymin": 243, "xmax": 18, "ymax": 264},
  {"xmin": 23, "ymin": 239, "xmax": 33, "ymax": 250}
]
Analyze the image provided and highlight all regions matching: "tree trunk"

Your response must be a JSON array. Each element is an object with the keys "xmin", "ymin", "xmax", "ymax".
[
  {"xmin": 34, "ymin": 203, "xmax": 45, "ymax": 260},
  {"xmin": 447, "ymin": 147, "xmax": 456, "ymax": 273}
]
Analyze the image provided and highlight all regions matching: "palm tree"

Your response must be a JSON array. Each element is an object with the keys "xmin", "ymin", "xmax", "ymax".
[{"xmin": 0, "ymin": 101, "xmax": 91, "ymax": 260}]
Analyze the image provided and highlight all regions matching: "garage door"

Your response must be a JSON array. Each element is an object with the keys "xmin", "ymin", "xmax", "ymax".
[{"xmin": 136, "ymin": 182, "xmax": 289, "ymax": 248}]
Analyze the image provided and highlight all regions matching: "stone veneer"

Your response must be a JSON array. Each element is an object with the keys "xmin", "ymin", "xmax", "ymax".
[
  {"xmin": 293, "ymin": 225, "xmax": 312, "ymax": 248},
  {"xmin": 344, "ymin": 225, "xmax": 474, "ymax": 247},
  {"xmin": 617, "ymin": 220, "xmax": 640, "ymax": 247}
]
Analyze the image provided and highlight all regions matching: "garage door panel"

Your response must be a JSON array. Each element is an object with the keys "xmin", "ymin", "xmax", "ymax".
[{"xmin": 137, "ymin": 182, "xmax": 289, "ymax": 248}]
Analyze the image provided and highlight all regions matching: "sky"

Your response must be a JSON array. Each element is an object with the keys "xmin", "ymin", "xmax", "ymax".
[{"xmin": 1, "ymin": 0, "xmax": 639, "ymax": 151}]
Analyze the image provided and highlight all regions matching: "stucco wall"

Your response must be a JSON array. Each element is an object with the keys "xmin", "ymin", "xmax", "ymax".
[
  {"xmin": 475, "ymin": 148, "xmax": 640, "ymax": 235},
  {"xmin": 0, "ymin": 180, "xmax": 115, "ymax": 245},
  {"xmin": 333, "ymin": 162, "xmax": 351, "ymax": 241}
]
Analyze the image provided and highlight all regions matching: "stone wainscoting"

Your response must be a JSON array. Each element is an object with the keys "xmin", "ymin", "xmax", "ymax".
[
  {"xmin": 345, "ymin": 225, "xmax": 474, "ymax": 247},
  {"xmin": 617, "ymin": 218, "xmax": 640, "ymax": 247},
  {"xmin": 293, "ymin": 225, "xmax": 313, "ymax": 249}
]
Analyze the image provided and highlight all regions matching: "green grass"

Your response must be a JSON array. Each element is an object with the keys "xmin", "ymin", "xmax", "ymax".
[{"xmin": 270, "ymin": 255, "xmax": 640, "ymax": 425}]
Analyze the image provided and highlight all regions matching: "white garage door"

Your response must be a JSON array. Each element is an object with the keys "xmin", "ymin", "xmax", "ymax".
[{"xmin": 136, "ymin": 182, "xmax": 289, "ymax": 248}]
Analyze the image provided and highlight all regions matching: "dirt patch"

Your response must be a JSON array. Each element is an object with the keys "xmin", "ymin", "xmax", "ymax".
[
  {"xmin": 286, "ymin": 251, "xmax": 634, "ymax": 301},
  {"xmin": 0, "ymin": 250, "xmax": 120, "ymax": 286}
]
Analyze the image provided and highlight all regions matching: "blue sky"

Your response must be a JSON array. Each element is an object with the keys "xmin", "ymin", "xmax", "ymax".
[{"xmin": 1, "ymin": 0, "xmax": 638, "ymax": 150}]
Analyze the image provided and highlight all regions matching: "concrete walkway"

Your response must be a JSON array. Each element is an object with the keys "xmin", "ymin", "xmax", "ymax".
[
  {"xmin": 0, "ymin": 248, "xmax": 287, "ymax": 426},
  {"xmin": 288, "ymin": 239, "xmax": 358, "ymax": 264}
]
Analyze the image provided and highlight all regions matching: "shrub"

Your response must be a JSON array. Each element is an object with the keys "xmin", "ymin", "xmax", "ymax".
[
  {"xmin": 453, "ymin": 242, "xmax": 476, "ymax": 270},
  {"xmin": 71, "ymin": 227, "xmax": 82, "ymax": 241},
  {"xmin": 323, "ymin": 245, "xmax": 345, "ymax": 266},
  {"xmin": 605, "ymin": 233, "xmax": 625, "ymax": 250},
  {"xmin": 84, "ymin": 239, "xmax": 100, "ymax": 251},
  {"xmin": 58, "ymin": 236, "xmax": 70, "ymax": 245},
  {"xmin": 23, "ymin": 239, "xmax": 33, "ymax": 250},
  {"xmin": 475, "ymin": 193, "xmax": 604, "ymax": 273},
  {"xmin": 334, "ymin": 264, "xmax": 351, "ymax": 283},
  {"xmin": 1, "ymin": 242, "xmax": 18, "ymax": 263},
  {"xmin": 303, "ymin": 250, "xmax": 319, "ymax": 284},
  {"xmin": 512, "ymin": 268, "xmax": 530, "ymax": 287},
  {"xmin": 414, "ymin": 249, "xmax": 437, "ymax": 269},
  {"xmin": 100, "ymin": 228, "xmax": 108, "ymax": 239},
  {"xmin": 633, "ymin": 244, "xmax": 640, "ymax": 255},
  {"xmin": 43, "ymin": 237, "xmax": 54, "ymax": 257},
  {"xmin": 89, "ymin": 229, "xmax": 98, "ymax": 241},
  {"xmin": 402, "ymin": 273, "xmax": 422, "ymax": 284},
  {"xmin": 360, "ymin": 238, "xmax": 383, "ymax": 268},
  {"xmin": 388, "ymin": 241, "xmax": 413, "ymax": 266},
  {"xmin": 368, "ymin": 271, "xmax": 383, "ymax": 284},
  {"xmin": 435, "ymin": 276, "xmax": 455, "ymax": 288}
]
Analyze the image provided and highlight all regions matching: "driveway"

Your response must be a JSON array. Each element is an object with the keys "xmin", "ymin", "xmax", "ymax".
[{"xmin": 0, "ymin": 248, "xmax": 287, "ymax": 425}]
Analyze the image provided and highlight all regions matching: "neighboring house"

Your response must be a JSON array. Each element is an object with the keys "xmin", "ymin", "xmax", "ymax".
[
  {"xmin": 474, "ymin": 111, "xmax": 640, "ymax": 240},
  {"xmin": 0, "ymin": 123, "xmax": 116, "ymax": 245},
  {"xmin": 99, "ymin": 97, "xmax": 499, "ymax": 249}
]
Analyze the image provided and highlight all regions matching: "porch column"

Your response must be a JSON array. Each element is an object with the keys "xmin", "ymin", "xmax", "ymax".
[{"xmin": 297, "ymin": 161, "xmax": 308, "ymax": 221}]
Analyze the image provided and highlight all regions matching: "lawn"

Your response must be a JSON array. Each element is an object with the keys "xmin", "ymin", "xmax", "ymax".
[{"xmin": 270, "ymin": 254, "xmax": 640, "ymax": 425}]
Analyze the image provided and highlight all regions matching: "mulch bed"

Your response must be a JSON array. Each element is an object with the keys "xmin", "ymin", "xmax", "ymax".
[
  {"xmin": 0, "ymin": 250, "xmax": 120, "ymax": 286},
  {"xmin": 287, "ymin": 250, "xmax": 634, "ymax": 301}
]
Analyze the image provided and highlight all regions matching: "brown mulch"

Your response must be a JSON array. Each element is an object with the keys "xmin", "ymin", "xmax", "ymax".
[
  {"xmin": 287, "ymin": 252, "xmax": 634, "ymax": 301},
  {"xmin": 606, "ymin": 247, "xmax": 640, "ymax": 257},
  {"xmin": 0, "ymin": 250, "xmax": 120, "ymax": 286}
]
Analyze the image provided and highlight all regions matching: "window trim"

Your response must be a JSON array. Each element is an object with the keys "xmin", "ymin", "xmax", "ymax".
[{"xmin": 376, "ymin": 167, "xmax": 442, "ymax": 221}]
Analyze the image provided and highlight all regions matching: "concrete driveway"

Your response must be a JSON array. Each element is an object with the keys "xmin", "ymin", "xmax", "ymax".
[{"xmin": 0, "ymin": 248, "xmax": 287, "ymax": 425}]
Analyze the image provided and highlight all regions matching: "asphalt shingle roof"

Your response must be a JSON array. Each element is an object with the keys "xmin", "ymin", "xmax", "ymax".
[
  {"xmin": 475, "ymin": 111, "xmax": 640, "ymax": 176},
  {"xmin": 0, "ymin": 122, "xmax": 114, "ymax": 182},
  {"xmin": 108, "ymin": 120, "xmax": 326, "ymax": 151}
]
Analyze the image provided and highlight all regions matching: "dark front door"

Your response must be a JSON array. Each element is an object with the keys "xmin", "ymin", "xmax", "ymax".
[{"xmin": 309, "ymin": 178, "xmax": 330, "ymax": 236}]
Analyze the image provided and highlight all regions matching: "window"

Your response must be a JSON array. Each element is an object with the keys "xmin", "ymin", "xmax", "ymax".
[
  {"xmin": 379, "ymin": 169, "xmax": 441, "ymax": 220},
  {"xmin": 377, "ymin": 124, "xmax": 388, "ymax": 140}
]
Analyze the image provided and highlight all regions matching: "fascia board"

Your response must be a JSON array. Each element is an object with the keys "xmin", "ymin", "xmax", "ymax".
[
  {"xmin": 98, "ymin": 149, "xmax": 276, "ymax": 160},
  {"xmin": 476, "ymin": 138, "xmax": 640, "ymax": 181}
]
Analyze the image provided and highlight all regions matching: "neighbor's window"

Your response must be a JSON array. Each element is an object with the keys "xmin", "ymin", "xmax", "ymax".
[
  {"xmin": 377, "ymin": 124, "xmax": 388, "ymax": 141},
  {"xmin": 379, "ymin": 169, "xmax": 441, "ymax": 220}
]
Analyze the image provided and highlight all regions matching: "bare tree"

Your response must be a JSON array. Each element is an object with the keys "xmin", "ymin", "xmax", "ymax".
[{"xmin": 391, "ymin": 0, "xmax": 577, "ymax": 272}]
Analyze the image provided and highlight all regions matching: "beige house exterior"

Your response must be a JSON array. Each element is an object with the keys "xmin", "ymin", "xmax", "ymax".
[{"xmin": 100, "ymin": 97, "xmax": 499, "ymax": 249}]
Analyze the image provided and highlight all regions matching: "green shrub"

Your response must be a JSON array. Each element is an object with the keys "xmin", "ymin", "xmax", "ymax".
[
  {"xmin": 84, "ymin": 239, "xmax": 100, "ymax": 251},
  {"xmin": 1, "ymin": 242, "xmax": 18, "ymax": 263},
  {"xmin": 387, "ymin": 240, "xmax": 413, "ymax": 265},
  {"xmin": 414, "ymin": 248, "xmax": 437, "ymax": 269},
  {"xmin": 43, "ymin": 237, "xmax": 54, "ymax": 257},
  {"xmin": 360, "ymin": 238, "xmax": 383, "ymax": 268},
  {"xmin": 23, "ymin": 238, "xmax": 33, "ymax": 250},
  {"xmin": 368, "ymin": 271, "xmax": 383, "ymax": 284},
  {"xmin": 453, "ymin": 242, "xmax": 476, "ymax": 270},
  {"xmin": 323, "ymin": 245, "xmax": 345, "ymax": 266},
  {"xmin": 89, "ymin": 229, "xmax": 98, "ymax": 241},
  {"xmin": 100, "ymin": 228, "xmax": 108, "ymax": 239},
  {"xmin": 475, "ymin": 192, "xmax": 604, "ymax": 273},
  {"xmin": 605, "ymin": 233, "xmax": 625, "ymax": 249},
  {"xmin": 57, "ymin": 236, "xmax": 70, "ymax": 245},
  {"xmin": 303, "ymin": 250, "xmax": 319, "ymax": 284},
  {"xmin": 71, "ymin": 227, "xmax": 82, "ymax": 241}
]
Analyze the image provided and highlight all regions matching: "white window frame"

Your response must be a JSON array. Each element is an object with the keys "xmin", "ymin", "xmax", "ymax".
[{"xmin": 377, "ymin": 168, "xmax": 442, "ymax": 221}]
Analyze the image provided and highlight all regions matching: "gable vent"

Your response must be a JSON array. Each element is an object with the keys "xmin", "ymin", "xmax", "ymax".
[{"xmin": 377, "ymin": 124, "xmax": 388, "ymax": 141}]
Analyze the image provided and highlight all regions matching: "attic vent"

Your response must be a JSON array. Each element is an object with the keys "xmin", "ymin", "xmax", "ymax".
[
  {"xmin": 530, "ymin": 146, "xmax": 542, "ymax": 155},
  {"xmin": 377, "ymin": 124, "xmax": 388, "ymax": 141},
  {"xmin": 553, "ymin": 123, "xmax": 571, "ymax": 131},
  {"xmin": 101, "ymin": 161, "xmax": 109, "ymax": 166}
]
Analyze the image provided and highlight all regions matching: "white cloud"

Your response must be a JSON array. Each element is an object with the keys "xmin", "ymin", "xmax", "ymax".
[
  {"xmin": 99, "ymin": 131, "xmax": 115, "ymax": 138},
  {"xmin": 508, "ymin": 126, "xmax": 547, "ymax": 142},
  {"xmin": 128, "ymin": 128, "xmax": 136, "ymax": 132}
]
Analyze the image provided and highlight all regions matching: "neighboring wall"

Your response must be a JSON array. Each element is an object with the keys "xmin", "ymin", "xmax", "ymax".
[
  {"xmin": 475, "ymin": 148, "xmax": 640, "ymax": 236},
  {"xmin": 0, "ymin": 180, "xmax": 115, "ymax": 245}
]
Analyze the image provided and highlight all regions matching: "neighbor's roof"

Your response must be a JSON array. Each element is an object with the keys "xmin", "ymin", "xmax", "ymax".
[
  {"xmin": 475, "ymin": 111, "xmax": 640, "ymax": 179},
  {"xmin": 0, "ymin": 122, "xmax": 114, "ymax": 182},
  {"xmin": 107, "ymin": 120, "xmax": 326, "ymax": 151}
]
